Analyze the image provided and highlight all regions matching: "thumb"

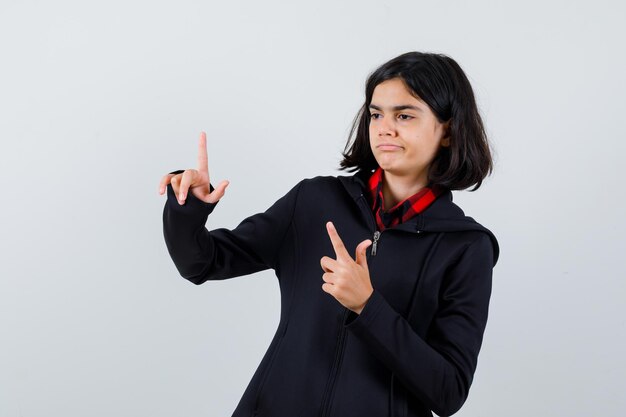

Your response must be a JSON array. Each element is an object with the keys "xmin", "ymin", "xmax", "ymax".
[
  {"xmin": 355, "ymin": 239, "xmax": 372, "ymax": 267},
  {"xmin": 204, "ymin": 180, "xmax": 229, "ymax": 204},
  {"xmin": 213, "ymin": 180, "xmax": 230, "ymax": 200}
]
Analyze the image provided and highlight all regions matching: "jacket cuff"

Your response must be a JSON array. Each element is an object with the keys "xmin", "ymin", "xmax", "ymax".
[
  {"xmin": 166, "ymin": 169, "xmax": 218, "ymax": 214},
  {"xmin": 343, "ymin": 288, "xmax": 386, "ymax": 329}
]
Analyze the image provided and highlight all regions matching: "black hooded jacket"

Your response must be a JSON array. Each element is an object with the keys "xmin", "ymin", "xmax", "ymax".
[{"xmin": 162, "ymin": 168, "xmax": 500, "ymax": 417}]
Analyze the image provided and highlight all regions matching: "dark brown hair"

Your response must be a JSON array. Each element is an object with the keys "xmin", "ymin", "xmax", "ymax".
[{"xmin": 339, "ymin": 51, "xmax": 494, "ymax": 191}]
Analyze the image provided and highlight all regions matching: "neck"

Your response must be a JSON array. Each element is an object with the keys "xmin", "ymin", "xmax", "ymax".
[{"xmin": 381, "ymin": 169, "xmax": 428, "ymax": 211}]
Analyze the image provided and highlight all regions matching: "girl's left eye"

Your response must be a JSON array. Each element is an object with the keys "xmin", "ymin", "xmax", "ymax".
[{"xmin": 399, "ymin": 114, "xmax": 412, "ymax": 120}]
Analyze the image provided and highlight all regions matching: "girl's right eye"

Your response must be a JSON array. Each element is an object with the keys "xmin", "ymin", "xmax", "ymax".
[{"xmin": 370, "ymin": 113, "xmax": 381, "ymax": 119}]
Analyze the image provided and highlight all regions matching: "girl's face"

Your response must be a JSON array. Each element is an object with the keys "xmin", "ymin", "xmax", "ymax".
[{"xmin": 368, "ymin": 77, "xmax": 450, "ymax": 184}]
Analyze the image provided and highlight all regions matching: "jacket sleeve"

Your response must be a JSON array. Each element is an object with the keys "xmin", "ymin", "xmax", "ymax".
[
  {"xmin": 343, "ymin": 233, "xmax": 495, "ymax": 417},
  {"xmin": 162, "ymin": 170, "xmax": 303, "ymax": 285}
]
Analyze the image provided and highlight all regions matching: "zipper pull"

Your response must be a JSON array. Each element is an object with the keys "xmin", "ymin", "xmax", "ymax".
[{"xmin": 371, "ymin": 231, "xmax": 381, "ymax": 256}]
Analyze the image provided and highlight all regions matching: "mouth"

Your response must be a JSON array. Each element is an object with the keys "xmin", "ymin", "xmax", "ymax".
[{"xmin": 377, "ymin": 144, "xmax": 402, "ymax": 151}]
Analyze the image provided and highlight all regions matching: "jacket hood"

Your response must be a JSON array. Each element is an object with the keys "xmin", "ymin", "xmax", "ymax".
[{"xmin": 337, "ymin": 168, "xmax": 500, "ymax": 266}]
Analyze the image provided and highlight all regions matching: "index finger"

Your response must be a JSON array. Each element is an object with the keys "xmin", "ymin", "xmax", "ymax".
[
  {"xmin": 326, "ymin": 221, "xmax": 351, "ymax": 260},
  {"xmin": 198, "ymin": 131, "xmax": 208, "ymax": 174}
]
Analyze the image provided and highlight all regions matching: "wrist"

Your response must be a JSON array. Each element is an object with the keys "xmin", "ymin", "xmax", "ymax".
[{"xmin": 354, "ymin": 289, "xmax": 374, "ymax": 315}]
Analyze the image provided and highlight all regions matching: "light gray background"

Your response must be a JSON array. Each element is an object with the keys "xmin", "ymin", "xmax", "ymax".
[{"xmin": 1, "ymin": 0, "xmax": 624, "ymax": 416}]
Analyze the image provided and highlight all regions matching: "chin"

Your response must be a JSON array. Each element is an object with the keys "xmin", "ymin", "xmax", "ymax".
[{"xmin": 375, "ymin": 157, "xmax": 399, "ymax": 172}]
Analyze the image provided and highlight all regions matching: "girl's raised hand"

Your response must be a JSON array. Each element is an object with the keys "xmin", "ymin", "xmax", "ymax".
[
  {"xmin": 320, "ymin": 221, "xmax": 374, "ymax": 314},
  {"xmin": 158, "ymin": 131, "xmax": 230, "ymax": 205}
]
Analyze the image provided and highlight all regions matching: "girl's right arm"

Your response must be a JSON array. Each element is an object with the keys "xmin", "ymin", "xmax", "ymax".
[{"xmin": 159, "ymin": 132, "xmax": 303, "ymax": 284}]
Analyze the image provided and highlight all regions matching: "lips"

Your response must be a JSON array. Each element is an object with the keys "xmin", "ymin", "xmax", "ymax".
[{"xmin": 377, "ymin": 144, "xmax": 402, "ymax": 151}]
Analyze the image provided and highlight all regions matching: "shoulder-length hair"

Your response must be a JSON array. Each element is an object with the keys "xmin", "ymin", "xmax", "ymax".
[{"xmin": 339, "ymin": 51, "xmax": 494, "ymax": 191}]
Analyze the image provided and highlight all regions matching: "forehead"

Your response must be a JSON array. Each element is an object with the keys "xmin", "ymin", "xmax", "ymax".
[{"xmin": 370, "ymin": 78, "xmax": 425, "ymax": 107}]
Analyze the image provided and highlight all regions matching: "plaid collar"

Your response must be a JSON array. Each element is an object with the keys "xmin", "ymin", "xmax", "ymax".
[{"xmin": 367, "ymin": 167, "xmax": 444, "ymax": 231}]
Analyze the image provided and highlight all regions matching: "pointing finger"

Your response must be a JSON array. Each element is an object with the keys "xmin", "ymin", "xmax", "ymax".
[
  {"xmin": 198, "ymin": 131, "xmax": 209, "ymax": 175},
  {"xmin": 326, "ymin": 221, "xmax": 350, "ymax": 261}
]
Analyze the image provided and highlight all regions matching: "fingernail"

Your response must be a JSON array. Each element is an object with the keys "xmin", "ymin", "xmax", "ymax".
[{"xmin": 179, "ymin": 192, "xmax": 184, "ymax": 200}]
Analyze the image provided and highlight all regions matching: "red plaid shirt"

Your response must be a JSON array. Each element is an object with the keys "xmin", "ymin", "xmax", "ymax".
[{"xmin": 367, "ymin": 167, "xmax": 444, "ymax": 231}]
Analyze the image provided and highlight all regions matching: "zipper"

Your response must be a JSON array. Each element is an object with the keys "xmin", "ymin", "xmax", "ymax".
[
  {"xmin": 358, "ymin": 193, "xmax": 422, "ymax": 257},
  {"xmin": 371, "ymin": 230, "xmax": 381, "ymax": 256},
  {"xmin": 358, "ymin": 193, "xmax": 384, "ymax": 257},
  {"xmin": 319, "ymin": 308, "xmax": 349, "ymax": 417}
]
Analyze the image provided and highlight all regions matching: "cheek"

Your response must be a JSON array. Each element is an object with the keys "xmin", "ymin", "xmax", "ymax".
[{"xmin": 368, "ymin": 129, "xmax": 376, "ymax": 148}]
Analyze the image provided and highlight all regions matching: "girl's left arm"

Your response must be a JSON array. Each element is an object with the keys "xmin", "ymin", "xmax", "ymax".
[{"xmin": 343, "ymin": 232, "xmax": 495, "ymax": 417}]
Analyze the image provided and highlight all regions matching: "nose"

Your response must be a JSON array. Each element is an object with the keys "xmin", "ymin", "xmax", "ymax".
[{"xmin": 378, "ymin": 116, "xmax": 396, "ymax": 137}]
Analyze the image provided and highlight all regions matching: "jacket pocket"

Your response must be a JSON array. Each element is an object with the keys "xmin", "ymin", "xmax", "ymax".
[{"xmin": 252, "ymin": 333, "xmax": 285, "ymax": 414}]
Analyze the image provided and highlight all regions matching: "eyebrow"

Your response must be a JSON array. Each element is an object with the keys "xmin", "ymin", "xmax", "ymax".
[{"xmin": 368, "ymin": 104, "xmax": 423, "ymax": 112}]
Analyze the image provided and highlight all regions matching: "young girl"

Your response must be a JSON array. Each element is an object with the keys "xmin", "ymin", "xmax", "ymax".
[{"xmin": 158, "ymin": 51, "xmax": 499, "ymax": 417}]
